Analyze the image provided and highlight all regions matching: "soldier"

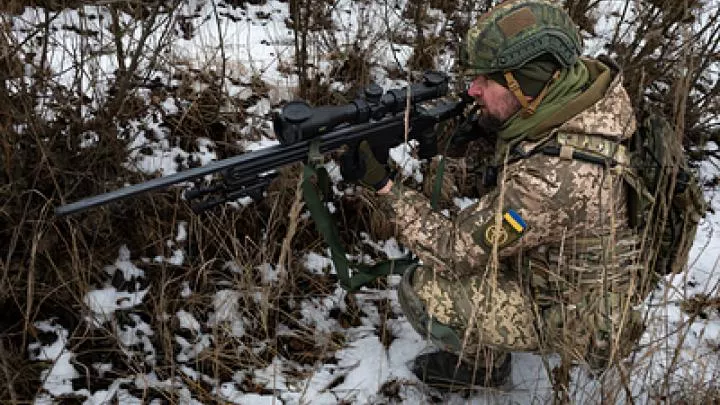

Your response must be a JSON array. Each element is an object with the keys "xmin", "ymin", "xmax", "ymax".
[{"xmin": 341, "ymin": 0, "xmax": 645, "ymax": 391}]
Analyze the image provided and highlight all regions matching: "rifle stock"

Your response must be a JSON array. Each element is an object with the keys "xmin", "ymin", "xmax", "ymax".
[{"xmin": 55, "ymin": 72, "xmax": 470, "ymax": 217}]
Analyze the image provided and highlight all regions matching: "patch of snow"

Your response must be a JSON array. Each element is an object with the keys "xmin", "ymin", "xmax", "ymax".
[
  {"xmin": 84, "ymin": 287, "xmax": 149, "ymax": 326},
  {"xmin": 104, "ymin": 245, "xmax": 145, "ymax": 279},
  {"xmin": 180, "ymin": 281, "xmax": 193, "ymax": 298},
  {"xmin": 331, "ymin": 335, "xmax": 389, "ymax": 403},
  {"xmin": 28, "ymin": 320, "xmax": 68, "ymax": 361},
  {"xmin": 175, "ymin": 221, "xmax": 188, "ymax": 242},
  {"xmin": 299, "ymin": 284, "xmax": 347, "ymax": 341},
  {"xmin": 258, "ymin": 263, "xmax": 281, "ymax": 284},
  {"xmin": 40, "ymin": 352, "xmax": 78, "ymax": 396},
  {"xmin": 168, "ymin": 249, "xmax": 185, "ymax": 265},
  {"xmin": 194, "ymin": 137, "xmax": 218, "ymax": 167},
  {"xmin": 360, "ymin": 234, "xmax": 409, "ymax": 259},
  {"xmin": 304, "ymin": 252, "xmax": 334, "ymax": 275},
  {"xmin": 116, "ymin": 313, "xmax": 156, "ymax": 366},
  {"xmin": 325, "ymin": 201, "xmax": 337, "ymax": 214},
  {"xmin": 224, "ymin": 261, "xmax": 242, "ymax": 273},
  {"xmin": 389, "ymin": 141, "xmax": 424, "ymax": 183},
  {"xmin": 246, "ymin": 98, "xmax": 272, "ymax": 116},
  {"xmin": 209, "ymin": 289, "xmax": 246, "ymax": 337},
  {"xmin": 181, "ymin": 365, "xmax": 200, "ymax": 381},
  {"xmin": 152, "ymin": 248, "xmax": 185, "ymax": 265},
  {"xmin": 92, "ymin": 362, "xmax": 113, "ymax": 377},
  {"xmin": 241, "ymin": 136, "xmax": 280, "ymax": 152},
  {"xmin": 454, "ymin": 196, "xmax": 478, "ymax": 210},
  {"xmin": 161, "ymin": 97, "xmax": 179, "ymax": 114},
  {"xmin": 217, "ymin": 382, "xmax": 280, "ymax": 405},
  {"xmin": 176, "ymin": 310, "xmax": 202, "ymax": 333},
  {"xmin": 254, "ymin": 357, "xmax": 289, "ymax": 391},
  {"xmin": 117, "ymin": 389, "xmax": 145, "ymax": 405}
]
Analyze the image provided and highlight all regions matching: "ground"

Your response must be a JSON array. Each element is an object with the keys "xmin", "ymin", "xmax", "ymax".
[{"xmin": 5, "ymin": 0, "xmax": 720, "ymax": 404}]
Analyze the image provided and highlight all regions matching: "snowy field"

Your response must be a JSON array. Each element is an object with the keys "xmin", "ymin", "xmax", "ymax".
[{"xmin": 8, "ymin": 0, "xmax": 720, "ymax": 403}]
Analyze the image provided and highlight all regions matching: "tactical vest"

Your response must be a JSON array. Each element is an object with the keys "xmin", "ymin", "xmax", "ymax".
[{"xmin": 501, "ymin": 111, "xmax": 706, "ymax": 283}]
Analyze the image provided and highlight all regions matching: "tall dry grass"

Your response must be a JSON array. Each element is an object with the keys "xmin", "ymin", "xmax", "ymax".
[{"xmin": 0, "ymin": 0, "xmax": 718, "ymax": 403}]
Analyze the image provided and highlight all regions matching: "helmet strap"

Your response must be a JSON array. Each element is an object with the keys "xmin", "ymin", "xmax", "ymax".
[{"xmin": 503, "ymin": 70, "xmax": 561, "ymax": 117}]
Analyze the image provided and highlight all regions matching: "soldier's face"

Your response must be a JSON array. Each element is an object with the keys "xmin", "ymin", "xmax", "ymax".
[{"xmin": 467, "ymin": 74, "xmax": 521, "ymax": 131}]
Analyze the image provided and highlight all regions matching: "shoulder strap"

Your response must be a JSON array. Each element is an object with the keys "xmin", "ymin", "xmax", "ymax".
[{"xmin": 302, "ymin": 142, "xmax": 416, "ymax": 292}]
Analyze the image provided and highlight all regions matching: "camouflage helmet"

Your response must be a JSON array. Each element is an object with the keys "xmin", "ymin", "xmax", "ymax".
[{"xmin": 463, "ymin": 0, "xmax": 582, "ymax": 75}]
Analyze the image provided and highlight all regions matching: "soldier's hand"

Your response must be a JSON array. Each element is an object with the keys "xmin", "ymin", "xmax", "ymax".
[{"xmin": 339, "ymin": 140, "xmax": 392, "ymax": 191}]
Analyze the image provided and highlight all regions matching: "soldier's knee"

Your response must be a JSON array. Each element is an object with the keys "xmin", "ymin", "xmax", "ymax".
[{"xmin": 397, "ymin": 266, "xmax": 464, "ymax": 352}]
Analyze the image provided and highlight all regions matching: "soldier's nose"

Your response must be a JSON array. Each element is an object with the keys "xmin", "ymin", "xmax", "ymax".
[{"xmin": 467, "ymin": 76, "xmax": 484, "ymax": 98}]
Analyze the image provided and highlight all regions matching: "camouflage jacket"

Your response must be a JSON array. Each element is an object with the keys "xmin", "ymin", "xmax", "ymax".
[{"xmin": 384, "ymin": 59, "xmax": 641, "ymax": 285}]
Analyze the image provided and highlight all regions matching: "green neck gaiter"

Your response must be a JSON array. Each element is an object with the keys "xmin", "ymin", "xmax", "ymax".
[{"xmin": 497, "ymin": 60, "xmax": 590, "ymax": 144}]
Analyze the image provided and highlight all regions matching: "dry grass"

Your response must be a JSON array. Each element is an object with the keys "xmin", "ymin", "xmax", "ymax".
[
  {"xmin": 0, "ymin": 2, "xmax": 390, "ymax": 391},
  {"xmin": 1, "ymin": 0, "xmax": 719, "ymax": 403}
]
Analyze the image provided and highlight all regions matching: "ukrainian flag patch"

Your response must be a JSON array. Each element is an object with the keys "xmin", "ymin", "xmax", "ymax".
[
  {"xmin": 472, "ymin": 208, "xmax": 528, "ymax": 250},
  {"xmin": 503, "ymin": 209, "xmax": 527, "ymax": 234}
]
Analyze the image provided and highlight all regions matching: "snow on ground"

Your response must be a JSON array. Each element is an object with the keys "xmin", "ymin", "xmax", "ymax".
[
  {"xmin": 14, "ymin": 0, "xmax": 720, "ymax": 404},
  {"xmin": 28, "ymin": 151, "xmax": 720, "ymax": 404},
  {"xmin": 631, "ymin": 155, "xmax": 720, "ymax": 399}
]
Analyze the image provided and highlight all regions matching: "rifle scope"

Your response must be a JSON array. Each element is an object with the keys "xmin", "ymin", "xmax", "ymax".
[{"xmin": 273, "ymin": 71, "xmax": 449, "ymax": 145}]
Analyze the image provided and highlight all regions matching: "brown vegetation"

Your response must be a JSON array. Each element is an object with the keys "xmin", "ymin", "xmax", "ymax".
[{"xmin": 0, "ymin": 0, "xmax": 718, "ymax": 403}]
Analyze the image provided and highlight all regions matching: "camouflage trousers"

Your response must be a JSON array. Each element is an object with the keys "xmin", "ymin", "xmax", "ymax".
[{"xmin": 397, "ymin": 236, "xmax": 646, "ymax": 371}]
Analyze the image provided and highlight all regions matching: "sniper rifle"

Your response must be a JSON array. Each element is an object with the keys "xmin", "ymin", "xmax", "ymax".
[{"xmin": 55, "ymin": 71, "xmax": 472, "ymax": 217}]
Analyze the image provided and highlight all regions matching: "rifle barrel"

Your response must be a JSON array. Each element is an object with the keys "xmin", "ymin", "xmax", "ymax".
[{"xmin": 55, "ymin": 144, "xmax": 278, "ymax": 216}]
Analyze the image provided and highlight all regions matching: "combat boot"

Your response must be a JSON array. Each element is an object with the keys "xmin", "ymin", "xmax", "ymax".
[{"xmin": 411, "ymin": 351, "xmax": 511, "ymax": 391}]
